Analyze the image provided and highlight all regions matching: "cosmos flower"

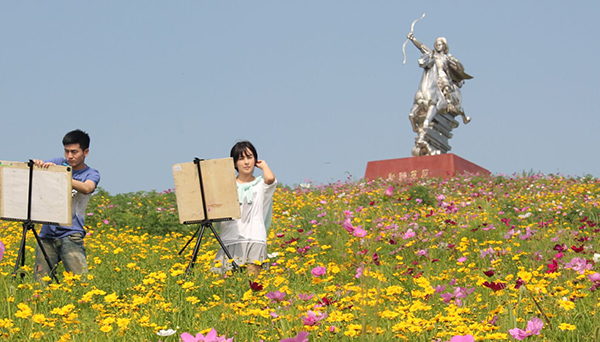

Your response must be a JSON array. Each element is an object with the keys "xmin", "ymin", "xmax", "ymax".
[
  {"xmin": 302, "ymin": 310, "xmax": 327, "ymax": 326},
  {"xmin": 266, "ymin": 291, "xmax": 287, "ymax": 302},
  {"xmin": 311, "ymin": 266, "xmax": 326, "ymax": 277},
  {"xmin": 280, "ymin": 331, "xmax": 309, "ymax": 342},
  {"xmin": 509, "ymin": 317, "xmax": 543, "ymax": 340},
  {"xmin": 180, "ymin": 328, "xmax": 234, "ymax": 342}
]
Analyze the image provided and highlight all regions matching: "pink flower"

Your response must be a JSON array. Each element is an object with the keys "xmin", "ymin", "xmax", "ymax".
[
  {"xmin": 302, "ymin": 310, "xmax": 328, "ymax": 326},
  {"xmin": 342, "ymin": 218, "xmax": 354, "ymax": 233},
  {"xmin": 0, "ymin": 240, "xmax": 4, "ymax": 262},
  {"xmin": 589, "ymin": 273, "xmax": 600, "ymax": 282},
  {"xmin": 384, "ymin": 186, "xmax": 394, "ymax": 197},
  {"xmin": 565, "ymin": 257, "xmax": 592, "ymax": 274},
  {"xmin": 311, "ymin": 266, "xmax": 326, "ymax": 277},
  {"xmin": 297, "ymin": 294, "xmax": 314, "ymax": 302},
  {"xmin": 355, "ymin": 266, "xmax": 364, "ymax": 279},
  {"xmin": 353, "ymin": 227, "xmax": 367, "ymax": 237},
  {"xmin": 509, "ymin": 317, "xmax": 543, "ymax": 340},
  {"xmin": 450, "ymin": 335, "xmax": 474, "ymax": 342},
  {"xmin": 403, "ymin": 229, "xmax": 416, "ymax": 239},
  {"xmin": 457, "ymin": 256, "xmax": 467, "ymax": 263},
  {"xmin": 103, "ymin": 219, "xmax": 109, "ymax": 225},
  {"xmin": 181, "ymin": 328, "xmax": 234, "ymax": 342},
  {"xmin": 266, "ymin": 291, "xmax": 287, "ymax": 302},
  {"xmin": 280, "ymin": 331, "xmax": 309, "ymax": 342},
  {"xmin": 416, "ymin": 249, "xmax": 428, "ymax": 257}
]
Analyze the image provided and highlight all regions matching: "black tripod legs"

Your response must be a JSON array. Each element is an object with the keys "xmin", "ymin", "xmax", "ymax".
[
  {"xmin": 13, "ymin": 222, "xmax": 59, "ymax": 283},
  {"xmin": 182, "ymin": 221, "xmax": 239, "ymax": 275}
]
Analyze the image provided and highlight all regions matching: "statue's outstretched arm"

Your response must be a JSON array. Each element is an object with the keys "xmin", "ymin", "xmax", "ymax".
[{"xmin": 407, "ymin": 33, "xmax": 430, "ymax": 54}]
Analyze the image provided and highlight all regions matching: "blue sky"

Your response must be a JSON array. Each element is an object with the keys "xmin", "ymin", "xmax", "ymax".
[{"xmin": 2, "ymin": 1, "xmax": 599, "ymax": 194}]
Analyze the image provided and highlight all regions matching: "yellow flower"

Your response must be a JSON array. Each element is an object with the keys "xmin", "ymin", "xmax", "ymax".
[
  {"xmin": 558, "ymin": 299, "xmax": 575, "ymax": 311},
  {"xmin": 104, "ymin": 292, "xmax": 118, "ymax": 303},
  {"xmin": 379, "ymin": 310, "xmax": 400, "ymax": 319},
  {"xmin": 344, "ymin": 324, "xmax": 362, "ymax": 337},
  {"xmin": 558, "ymin": 323, "xmax": 576, "ymax": 331},
  {"xmin": 32, "ymin": 314, "xmax": 46, "ymax": 324},
  {"xmin": 14, "ymin": 303, "xmax": 32, "ymax": 319},
  {"xmin": 116, "ymin": 318, "xmax": 131, "ymax": 329},
  {"xmin": 100, "ymin": 325, "xmax": 113, "ymax": 333},
  {"xmin": 51, "ymin": 304, "xmax": 76, "ymax": 316}
]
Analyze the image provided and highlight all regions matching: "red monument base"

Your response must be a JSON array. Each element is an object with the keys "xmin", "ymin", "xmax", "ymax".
[{"xmin": 364, "ymin": 154, "xmax": 490, "ymax": 181}]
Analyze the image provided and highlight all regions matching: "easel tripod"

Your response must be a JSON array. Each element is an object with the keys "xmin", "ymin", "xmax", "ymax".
[
  {"xmin": 178, "ymin": 158, "xmax": 239, "ymax": 274},
  {"xmin": 11, "ymin": 160, "xmax": 60, "ymax": 283}
]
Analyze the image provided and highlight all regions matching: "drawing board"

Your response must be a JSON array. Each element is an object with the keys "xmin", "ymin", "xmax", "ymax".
[
  {"xmin": 172, "ymin": 158, "xmax": 240, "ymax": 224},
  {"xmin": 0, "ymin": 160, "xmax": 72, "ymax": 226}
]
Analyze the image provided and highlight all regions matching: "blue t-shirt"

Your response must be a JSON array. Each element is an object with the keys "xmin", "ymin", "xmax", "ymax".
[{"xmin": 39, "ymin": 158, "xmax": 101, "ymax": 239}]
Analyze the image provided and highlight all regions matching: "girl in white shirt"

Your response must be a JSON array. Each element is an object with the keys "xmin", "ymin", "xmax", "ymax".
[{"xmin": 215, "ymin": 141, "xmax": 277, "ymax": 275}]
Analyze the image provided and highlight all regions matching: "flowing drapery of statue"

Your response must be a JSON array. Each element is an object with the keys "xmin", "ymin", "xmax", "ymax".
[{"xmin": 403, "ymin": 15, "xmax": 473, "ymax": 156}]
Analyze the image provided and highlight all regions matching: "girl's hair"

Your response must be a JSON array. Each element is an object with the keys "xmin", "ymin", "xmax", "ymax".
[{"xmin": 230, "ymin": 141, "xmax": 258, "ymax": 170}]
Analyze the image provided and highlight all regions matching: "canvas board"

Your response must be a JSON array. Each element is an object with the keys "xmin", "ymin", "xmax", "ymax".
[
  {"xmin": 172, "ymin": 158, "xmax": 240, "ymax": 224},
  {"xmin": 0, "ymin": 160, "xmax": 72, "ymax": 226}
]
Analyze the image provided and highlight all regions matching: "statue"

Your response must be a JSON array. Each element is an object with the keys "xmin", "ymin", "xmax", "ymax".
[{"xmin": 403, "ymin": 14, "xmax": 473, "ymax": 156}]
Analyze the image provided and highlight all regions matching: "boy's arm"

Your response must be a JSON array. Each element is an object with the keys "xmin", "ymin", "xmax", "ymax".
[{"xmin": 72, "ymin": 179, "xmax": 97, "ymax": 194}]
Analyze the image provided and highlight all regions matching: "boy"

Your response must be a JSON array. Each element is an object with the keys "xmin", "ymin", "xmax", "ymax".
[{"xmin": 33, "ymin": 129, "xmax": 100, "ymax": 280}]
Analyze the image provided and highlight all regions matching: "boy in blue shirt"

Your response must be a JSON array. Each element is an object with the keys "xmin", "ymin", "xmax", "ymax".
[{"xmin": 33, "ymin": 129, "xmax": 100, "ymax": 280}]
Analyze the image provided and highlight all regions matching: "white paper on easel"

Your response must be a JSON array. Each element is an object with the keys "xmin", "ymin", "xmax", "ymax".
[{"xmin": 0, "ymin": 161, "xmax": 72, "ymax": 226}]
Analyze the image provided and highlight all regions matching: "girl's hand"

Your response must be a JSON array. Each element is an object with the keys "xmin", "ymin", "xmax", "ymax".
[
  {"xmin": 256, "ymin": 160, "xmax": 276, "ymax": 185},
  {"xmin": 255, "ymin": 160, "xmax": 268, "ymax": 170}
]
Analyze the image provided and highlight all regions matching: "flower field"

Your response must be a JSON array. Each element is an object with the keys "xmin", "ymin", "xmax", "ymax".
[{"xmin": 0, "ymin": 173, "xmax": 599, "ymax": 341}]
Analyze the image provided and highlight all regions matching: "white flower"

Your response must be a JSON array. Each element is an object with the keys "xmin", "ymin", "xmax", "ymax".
[
  {"xmin": 594, "ymin": 254, "xmax": 600, "ymax": 263},
  {"xmin": 156, "ymin": 328, "xmax": 177, "ymax": 337},
  {"xmin": 267, "ymin": 252, "xmax": 280, "ymax": 259},
  {"xmin": 299, "ymin": 183, "xmax": 311, "ymax": 189},
  {"xmin": 518, "ymin": 212, "xmax": 532, "ymax": 219}
]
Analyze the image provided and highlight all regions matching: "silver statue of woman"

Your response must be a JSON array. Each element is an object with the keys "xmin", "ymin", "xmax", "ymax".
[{"xmin": 406, "ymin": 32, "xmax": 473, "ymax": 139}]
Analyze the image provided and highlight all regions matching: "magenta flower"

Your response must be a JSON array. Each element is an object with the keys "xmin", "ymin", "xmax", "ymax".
[
  {"xmin": 266, "ymin": 291, "xmax": 287, "ymax": 302},
  {"xmin": 450, "ymin": 335, "xmax": 474, "ymax": 342},
  {"xmin": 181, "ymin": 328, "xmax": 234, "ymax": 342},
  {"xmin": 509, "ymin": 317, "xmax": 543, "ymax": 340},
  {"xmin": 280, "ymin": 331, "xmax": 309, "ymax": 342},
  {"xmin": 0, "ymin": 240, "xmax": 4, "ymax": 262},
  {"xmin": 311, "ymin": 266, "xmax": 326, "ymax": 277},
  {"xmin": 302, "ymin": 310, "xmax": 328, "ymax": 326},
  {"xmin": 457, "ymin": 256, "xmax": 467, "ymax": 263},
  {"xmin": 372, "ymin": 252, "xmax": 380, "ymax": 266}
]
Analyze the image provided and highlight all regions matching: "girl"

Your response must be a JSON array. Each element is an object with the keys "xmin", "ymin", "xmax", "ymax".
[{"xmin": 214, "ymin": 141, "xmax": 276, "ymax": 275}]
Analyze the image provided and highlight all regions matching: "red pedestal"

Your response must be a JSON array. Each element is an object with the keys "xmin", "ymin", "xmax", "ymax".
[{"xmin": 364, "ymin": 154, "xmax": 490, "ymax": 181}]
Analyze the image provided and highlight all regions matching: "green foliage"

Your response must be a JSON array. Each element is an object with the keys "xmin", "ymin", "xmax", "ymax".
[
  {"xmin": 87, "ymin": 188, "xmax": 183, "ymax": 234},
  {"xmin": 405, "ymin": 184, "xmax": 436, "ymax": 206}
]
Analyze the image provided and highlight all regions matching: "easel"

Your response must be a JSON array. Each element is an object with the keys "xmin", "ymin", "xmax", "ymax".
[
  {"xmin": 10, "ymin": 160, "xmax": 61, "ymax": 283},
  {"xmin": 177, "ymin": 158, "xmax": 240, "ymax": 274}
]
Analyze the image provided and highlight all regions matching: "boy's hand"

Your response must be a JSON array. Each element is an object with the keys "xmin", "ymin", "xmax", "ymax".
[{"xmin": 33, "ymin": 159, "xmax": 56, "ymax": 169}]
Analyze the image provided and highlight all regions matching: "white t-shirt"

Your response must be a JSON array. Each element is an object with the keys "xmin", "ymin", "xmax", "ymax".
[{"xmin": 219, "ymin": 176, "xmax": 277, "ymax": 246}]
